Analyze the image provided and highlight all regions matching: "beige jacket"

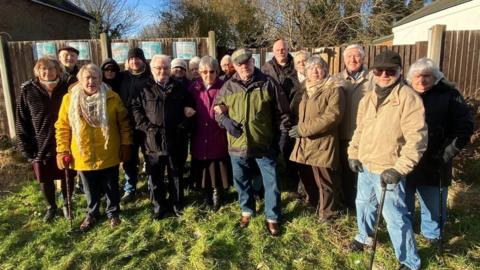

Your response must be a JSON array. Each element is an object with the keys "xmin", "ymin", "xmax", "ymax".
[
  {"xmin": 290, "ymin": 77, "xmax": 345, "ymax": 168},
  {"xmin": 347, "ymin": 80, "xmax": 427, "ymax": 175},
  {"xmin": 335, "ymin": 67, "xmax": 373, "ymax": 140}
]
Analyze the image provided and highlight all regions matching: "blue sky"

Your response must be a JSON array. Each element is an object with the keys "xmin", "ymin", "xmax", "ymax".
[{"xmin": 127, "ymin": 0, "xmax": 167, "ymax": 36}]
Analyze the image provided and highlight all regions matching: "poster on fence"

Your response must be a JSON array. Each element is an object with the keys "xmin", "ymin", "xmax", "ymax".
[
  {"xmin": 265, "ymin": 52, "xmax": 274, "ymax": 62},
  {"xmin": 139, "ymin": 41, "xmax": 162, "ymax": 59},
  {"xmin": 111, "ymin": 42, "xmax": 129, "ymax": 63},
  {"xmin": 33, "ymin": 42, "xmax": 57, "ymax": 60},
  {"xmin": 66, "ymin": 41, "xmax": 91, "ymax": 60},
  {"xmin": 173, "ymin": 41, "xmax": 197, "ymax": 59},
  {"xmin": 252, "ymin": 54, "xmax": 261, "ymax": 68}
]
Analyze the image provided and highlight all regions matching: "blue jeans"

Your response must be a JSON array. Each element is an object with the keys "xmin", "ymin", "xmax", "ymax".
[
  {"xmin": 405, "ymin": 184, "xmax": 448, "ymax": 240},
  {"xmin": 355, "ymin": 168, "xmax": 420, "ymax": 270},
  {"xmin": 123, "ymin": 143, "xmax": 140, "ymax": 194},
  {"xmin": 230, "ymin": 155, "xmax": 280, "ymax": 222}
]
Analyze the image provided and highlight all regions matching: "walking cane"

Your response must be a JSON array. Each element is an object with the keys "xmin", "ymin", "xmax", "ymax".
[
  {"xmin": 63, "ymin": 155, "xmax": 73, "ymax": 229},
  {"xmin": 438, "ymin": 166, "xmax": 446, "ymax": 264},
  {"xmin": 369, "ymin": 184, "xmax": 387, "ymax": 270}
]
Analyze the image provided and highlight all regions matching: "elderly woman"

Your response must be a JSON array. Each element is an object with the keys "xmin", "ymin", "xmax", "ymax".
[
  {"xmin": 293, "ymin": 50, "xmax": 309, "ymax": 83},
  {"xmin": 101, "ymin": 58, "xmax": 121, "ymax": 93},
  {"xmin": 189, "ymin": 56, "xmax": 201, "ymax": 81},
  {"xmin": 16, "ymin": 56, "xmax": 75, "ymax": 222},
  {"xmin": 405, "ymin": 58, "xmax": 473, "ymax": 244},
  {"xmin": 188, "ymin": 56, "xmax": 230, "ymax": 210},
  {"xmin": 55, "ymin": 64, "xmax": 132, "ymax": 232},
  {"xmin": 289, "ymin": 56, "xmax": 345, "ymax": 222}
]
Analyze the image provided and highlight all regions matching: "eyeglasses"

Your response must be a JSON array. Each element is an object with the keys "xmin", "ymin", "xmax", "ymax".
[
  {"xmin": 201, "ymin": 70, "xmax": 215, "ymax": 75},
  {"xmin": 373, "ymin": 68, "xmax": 397, "ymax": 76},
  {"xmin": 104, "ymin": 69, "xmax": 116, "ymax": 72}
]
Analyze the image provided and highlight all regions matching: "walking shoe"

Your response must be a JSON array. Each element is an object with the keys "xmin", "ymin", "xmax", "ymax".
[
  {"xmin": 348, "ymin": 239, "xmax": 367, "ymax": 252},
  {"xmin": 109, "ymin": 216, "xmax": 121, "ymax": 228},
  {"xmin": 424, "ymin": 237, "xmax": 440, "ymax": 246},
  {"xmin": 398, "ymin": 264, "xmax": 413, "ymax": 270},
  {"xmin": 265, "ymin": 221, "xmax": 281, "ymax": 237},
  {"xmin": 173, "ymin": 204, "xmax": 183, "ymax": 217},
  {"xmin": 152, "ymin": 208, "xmax": 168, "ymax": 220},
  {"xmin": 43, "ymin": 208, "xmax": 57, "ymax": 223},
  {"xmin": 79, "ymin": 216, "xmax": 96, "ymax": 232},
  {"xmin": 121, "ymin": 192, "xmax": 135, "ymax": 203},
  {"xmin": 239, "ymin": 215, "xmax": 251, "ymax": 228}
]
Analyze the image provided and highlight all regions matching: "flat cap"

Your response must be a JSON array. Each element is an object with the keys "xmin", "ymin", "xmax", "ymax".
[
  {"xmin": 58, "ymin": 46, "xmax": 79, "ymax": 55},
  {"xmin": 231, "ymin": 48, "xmax": 252, "ymax": 64},
  {"xmin": 371, "ymin": 50, "xmax": 402, "ymax": 69}
]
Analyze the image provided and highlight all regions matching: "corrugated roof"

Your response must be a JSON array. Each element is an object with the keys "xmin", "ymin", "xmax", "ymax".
[
  {"xmin": 30, "ymin": 0, "xmax": 95, "ymax": 21},
  {"xmin": 394, "ymin": 0, "xmax": 472, "ymax": 27}
]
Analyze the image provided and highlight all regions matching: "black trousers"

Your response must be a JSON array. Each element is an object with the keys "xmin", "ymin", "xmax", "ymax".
[
  {"xmin": 340, "ymin": 139, "xmax": 357, "ymax": 210},
  {"xmin": 145, "ymin": 154, "xmax": 184, "ymax": 214},
  {"xmin": 79, "ymin": 165, "xmax": 120, "ymax": 219}
]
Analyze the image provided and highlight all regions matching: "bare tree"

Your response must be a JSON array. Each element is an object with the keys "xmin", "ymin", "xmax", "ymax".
[{"xmin": 70, "ymin": 0, "xmax": 140, "ymax": 38}]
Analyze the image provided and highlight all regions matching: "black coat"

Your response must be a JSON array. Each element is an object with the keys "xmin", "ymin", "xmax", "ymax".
[
  {"xmin": 261, "ymin": 54, "xmax": 300, "ymax": 103},
  {"xmin": 15, "ymin": 79, "xmax": 69, "ymax": 161},
  {"xmin": 131, "ymin": 78, "xmax": 195, "ymax": 162},
  {"xmin": 118, "ymin": 69, "xmax": 151, "ymax": 110},
  {"xmin": 61, "ymin": 65, "xmax": 79, "ymax": 87},
  {"xmin": 407, "ymin": 79, "xmax": 474, "ymax": 187}
]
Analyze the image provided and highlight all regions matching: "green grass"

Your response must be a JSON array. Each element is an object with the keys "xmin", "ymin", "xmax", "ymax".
[{"xmin": 1, "ymin": 174, "xmax": 480, "ymax": 270}]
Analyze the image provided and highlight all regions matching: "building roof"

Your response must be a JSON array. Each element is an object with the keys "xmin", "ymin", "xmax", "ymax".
[
  {"xmin": 394, "ymin": 0, "xmax": 472, "ymax": 27},
  {"xmin": 30, "ymin": 0, "xmax": 95, "ymax": 21}
]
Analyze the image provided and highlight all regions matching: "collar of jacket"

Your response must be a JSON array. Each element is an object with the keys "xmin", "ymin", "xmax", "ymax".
[
  {"xmin": 193, "ymin": 78, "xmax": 222, "ymax": 92},
  {"xmin": 272, "ymin": 54, "xmax": 294, "ymax": 69},
  {"xmin": 368, "ymin": 78, "xmax": 406, "ymax": 107},
  {"xmin": 341, "ymin": 66, "xmax": 368, "ymax": 83},
  {"xmin": 303, "ymin": 76, "xmax": 338, "ymax": 99},
  {"xmin": 32, "ymin": 78, "xmax": 67, "ymax": 97},
  {"xmin": 231, "ymin": 68, "xmax": 267, "ymax": 91}
]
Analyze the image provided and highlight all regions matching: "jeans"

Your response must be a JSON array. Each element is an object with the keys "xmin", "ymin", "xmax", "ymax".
[
  {"xmin": 355, "ymin": 168, "xmax": 420, "ymax": 270},
  {"xmin": 123, "ymin": 142, "xmax": 140, "ymax": 194},
  {"xmin": 79, "ymin": 166, "xmax": 120, "ymax": 219},
  {"xmin": 405, "ymin": 184, "xmax": 448, "ymax": 240},
  {"xmin": 230, "ymin": 155, "xmax": 280, "ymax": 222}
]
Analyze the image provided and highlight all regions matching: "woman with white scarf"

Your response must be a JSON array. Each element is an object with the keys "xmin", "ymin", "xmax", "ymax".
[{"xmin": 55, "ymin": 64, "xmax": 132, "ymax": 232}]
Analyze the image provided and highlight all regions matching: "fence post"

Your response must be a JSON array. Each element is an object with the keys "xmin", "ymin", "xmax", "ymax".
[
  {"xmin": 208, "ymin": 31, "xmax": 216, "ymax": 59},
  {"xmin": 0, "ymin": 36, "xmax": 16, "ymax": 139},
  {"xmin": 100, "ymin": 32, "xmax": 111, "ymax": 61},
  {"xmin": 427, "ymin": 24, "xmax": 446, "ymax": 66}
]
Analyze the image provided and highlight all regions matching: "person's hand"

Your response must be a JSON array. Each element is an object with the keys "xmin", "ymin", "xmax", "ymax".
[
  {"xmin": 214, "ymin": 104, "xmax": 228, "ymax": 115},
  {"xmin": 380, "ymin": 168, "xmax": 402, "ymax": 187},
  {"xmin": 288, "ymin": 126, "xmax": 300, "ymax": 138},
  {"xmin": 221, "ymin": 117, "xmax": 243, "ymax": 138},
  {"xmin": 120, "ymin": 145, "xmax": 131, "ymax": 162},
  {"xmin": 348, "ymin": 159, "xmax": 363, "ymax": 173},
  {"xmin": 442, "ymin": 138, "xmax": 459, "ymax": 164},
  {"xmin": 184, "ymin": 107, "xmax": 196, "ymax": 118},
  {"xmin": 56, "ymin": 152, "xmax": 72, "ymax": 170}
]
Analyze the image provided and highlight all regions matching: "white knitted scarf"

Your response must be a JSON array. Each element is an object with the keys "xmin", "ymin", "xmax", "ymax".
[{"xmin": 69, "ymin": 83, "xmax": 110, "ymax": 155}]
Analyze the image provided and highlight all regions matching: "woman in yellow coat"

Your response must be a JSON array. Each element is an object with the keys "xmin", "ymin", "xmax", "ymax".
[{"xmin": 55, "ymin": 63, "xmax": 132, "ymax": 232}]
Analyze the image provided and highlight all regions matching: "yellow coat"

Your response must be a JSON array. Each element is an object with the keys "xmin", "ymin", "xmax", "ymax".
[{"xmin": 55, "ymin": 88, "xmax": 132, "ymax": 171}]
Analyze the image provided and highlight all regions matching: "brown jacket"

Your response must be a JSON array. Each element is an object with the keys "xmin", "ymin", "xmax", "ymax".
[
  {"xmin": 347, "ymin": 80, "xmax": 427, "ymax": 175},
  {"xmin": 335, "ymin": 67, "xmax": 373, "ymax": 140},
  {"xmin": 290, "ymin": 77, "xmax": 345, "ymax": 168}
]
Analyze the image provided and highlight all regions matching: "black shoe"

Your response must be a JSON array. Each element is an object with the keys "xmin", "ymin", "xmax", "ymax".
[
  {"xmin": 349, "ymin": 239, "xmax": 367, "ymax": 252},
  {"xmin": 121, "ymin": 192, "xmax": 135, "ymax": 203},
  {"xmin": 43, "ymin": 208, "xmax": 57, "ymax": 222},
  {"xmin": 173, "ymin": 204, "xmax": 183, "ymax": 217},
  {"xmin": 212, "ymin": 188, "xmax": 221, "ymax": 211},
  {"xmin": 152, "ymin": 209, "xmax": 168, "ymax": 220},
  {"xmin": 398, "ymin": 264, "xmax": 413, "ymax": 270}
]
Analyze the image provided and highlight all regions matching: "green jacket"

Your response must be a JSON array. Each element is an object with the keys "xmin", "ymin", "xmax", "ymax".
[{"xmin": 215, "ymin": 68, "xmax": 291, "ymax": 157}]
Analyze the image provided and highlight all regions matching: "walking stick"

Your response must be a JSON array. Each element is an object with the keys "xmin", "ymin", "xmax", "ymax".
[
  {"xmin": 63, "ymin": 155, "xmax": 73, "ymax": 229},
  {"xmin": 369, "ymin": 184, "xmax": 387, "ymax": 270},
  {"xmin": 438, "ymin": 166, "xmax": 446, "ymax": 264}
]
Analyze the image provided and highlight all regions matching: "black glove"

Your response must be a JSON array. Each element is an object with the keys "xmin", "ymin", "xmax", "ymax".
[
  {"xmin": 221, "ymin": 117, "xmax": 243, "ymax": 138},
  {"xmin": 442, "ymin": 138, "xmax": 459, "ymax": 164},
  {"xmin": 348, "ymin": 159, "xmax": 363, "ymax": 173},
  {"xmin": 380, "ymin": 168, "xmax": 402, "ymax": 187},
  {"xmin": 288, "ymin": 125, "xmax": 300, "ymax": 138}
]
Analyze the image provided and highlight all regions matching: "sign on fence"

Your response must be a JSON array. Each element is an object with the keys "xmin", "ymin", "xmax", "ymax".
[
  {"xmin": 139, "ymin": 42, "xmax": 162, "ymax": 59},
  {"xmin": 265, "ymin": 52, "xmax": 274, "ymax": 62},
  {"xmin": 252, "ymin": 54, "xmax": 261, "ymax": 68},
  {"xmin": 33, "ymin": 41, "xmax": 56, "ymax": 60},
  {"xmin": 173, "ymin": 41, "xmax": 197, "ymax": 59},
  {"xmin": 111, "ymin": 42, "xmax": 129, "ymax": 63},
  {"xmin": 66, "ymin": 41, "xmax": 91, "ymax": 60}
]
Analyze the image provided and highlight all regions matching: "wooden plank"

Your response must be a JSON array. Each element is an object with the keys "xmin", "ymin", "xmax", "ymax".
[
  {"xmin": 471, "ymin": 31, "xmax": 480, "ymax": 99},
  {"xmin": 398, "ymin": 45, "xmax": 406, "ymax": 75},
  {"xmin": 457, "ymin": 31, "xmax": 469, "ymax": 95},
  {"xmin": 364, "ymin": 45, "xmax": 370, "ymax": 69},
  {"xmin": 463, "ymin": 31, "xmax": 474, "ymax": 97},
  {"xmin": 451, "ymin": 31, "xmax": 461, "ymax": 86},
  {"xmin": 404, "ymin": 45, "xmax": 411, "ymax": 76},
  {"xmin": 442, "ymin": 31, "xmax": 453, "ymax": 76}
]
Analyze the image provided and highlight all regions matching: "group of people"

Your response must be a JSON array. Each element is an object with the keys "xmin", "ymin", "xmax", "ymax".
[{"xmin": 15, "ymin": 38, "xmax": 474, "ymax": 270}]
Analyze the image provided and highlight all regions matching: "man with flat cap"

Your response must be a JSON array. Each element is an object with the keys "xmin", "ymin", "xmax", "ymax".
[
  {"xmin": 347, "ymin": 50, "xmax": 427, "ymax": 270},
  {"xmin": 214, "ymin": 48, "xmax": 291, "ymax": 236},
  {"xmin": 57, "ymin": 46, "xmax": 80, "ymax": 87}
]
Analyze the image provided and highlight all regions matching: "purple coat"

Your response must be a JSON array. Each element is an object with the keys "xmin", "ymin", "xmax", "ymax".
[{"xmin": 188, "ymin": 79, "xmax": 228, "ymax": 160}]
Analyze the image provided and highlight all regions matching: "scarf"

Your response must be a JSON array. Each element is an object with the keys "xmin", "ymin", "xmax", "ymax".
[
  {"xmin": 306, "ymin": 76, "xmax": 331, "ymax": 97},
  {"xmin": 69, "ymin": 83, "xmax": 110, "ymax": 155}
]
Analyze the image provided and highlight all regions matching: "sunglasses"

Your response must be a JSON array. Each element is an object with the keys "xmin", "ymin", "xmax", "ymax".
[
  {"xmin": 373, "ymin": 68, "xmax": 397, "ymax": 76},
  {"xmin": 104, "ymin": 69, "xmax": 116, "ymax": 72},
  {"xmin": 201, "ymin": 70, "xmax": 215, "ymax": 75}
]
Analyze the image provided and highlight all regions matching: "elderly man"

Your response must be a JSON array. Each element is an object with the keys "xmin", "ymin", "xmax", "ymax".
[
  {"xmin": 262, "ymin": 39, "xmax": 300, "ymax": 194},
  {"xmin": 118, "ymin": 47, "xmax": 152, "ymax": 202},
  {"xmin": 131, "ymin": 54, "xmax": 195, "ymax": 219},
  {"xmin": 57, "ymin": 46, "xmax": 80, "ymax": 87},
  {"xmin": 335, "ymin": 44, "xmax": 373, "ymax": 211},
  {"xmin": 219, "ymin": 54, "xmax": 235, "ymax": 81},
  {"xmin": 347, "ymin": 50, "xmax": 427, "ymax": 270},
  {"xmin": 214, "ymin": 48, "xmax": 290, "ymax": 236}
]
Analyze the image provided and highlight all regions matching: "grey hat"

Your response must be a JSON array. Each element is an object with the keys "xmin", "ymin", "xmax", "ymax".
[
  {"xmin": 231, "ymin": 48, "xmax": 252, "ymax": 64},
  {"xmin": 171, "ymin": 58, "xmax": 187, "ymax": 70},
  {"xmin": 371, "ymin": 50, "xmax": 402, "ymax": 69}
]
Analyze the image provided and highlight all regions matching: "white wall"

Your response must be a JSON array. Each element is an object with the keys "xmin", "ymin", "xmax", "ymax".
[{"xmin": 392, "ymin": 0, "xmax": 480, "ymax": 45}]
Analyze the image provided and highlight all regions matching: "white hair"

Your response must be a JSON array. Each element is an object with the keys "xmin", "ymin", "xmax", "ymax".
[
  {"xmin": 77, "ymin": 63, "xmax": 102, "ymax": 81},
  {"xmin": 220, "ymin": 55, "xmax": 231, "ymax": 65},
  {"xmin": 305, "ymin": 56, "xmax": 329, "ymax": 74},
  {"xmin": 199, "ymin": 56, "xmax": 219, "ymax": 73},
  {"xmin": 189, "ymin": 56, "xmax": 201, "ymax": 66},
  {"xmin": 150, "ymin": 54, "xmax": 171, "ymax": 68},
  {"xmin": 294, "ymin": 50, "xmax": 310, "ymax": 61},
  {"xmin": 343, "ymin": 44, "xmax": 365, "ymax": 59},
  {"xmin": 406, "ymin": 57, "xmax": 444, "ymax": 84}
]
